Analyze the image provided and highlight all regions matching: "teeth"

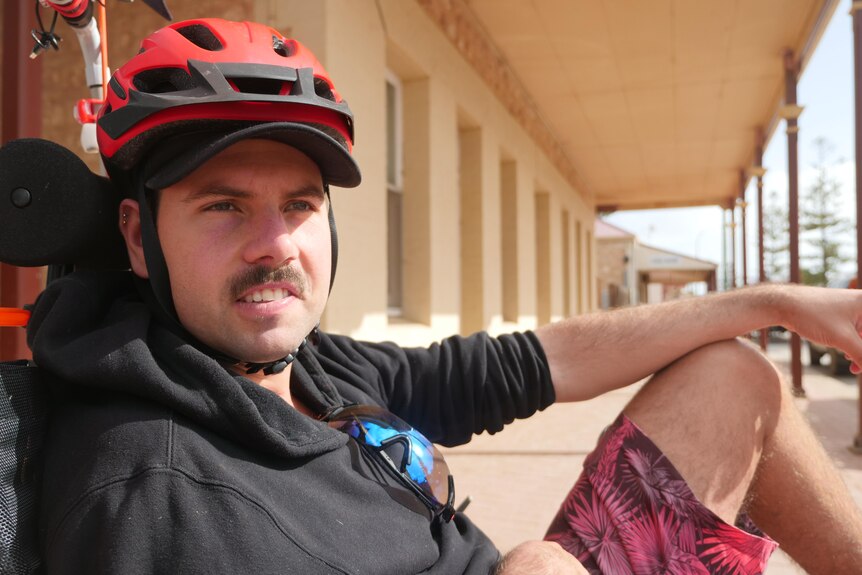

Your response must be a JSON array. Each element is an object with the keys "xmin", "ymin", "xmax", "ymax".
[{"xmin": 242, "ymin": 288, "xmax": 289, "ymax": 303}]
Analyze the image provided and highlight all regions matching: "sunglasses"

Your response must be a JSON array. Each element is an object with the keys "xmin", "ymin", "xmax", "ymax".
[{"xmin": 324, "ymin": 404, "xmax": 456, "ymax": 522}]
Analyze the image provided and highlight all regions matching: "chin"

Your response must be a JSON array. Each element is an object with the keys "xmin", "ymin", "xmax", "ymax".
[
  {"xmin": 247, "ymin": 336, "xmax": 308, "ymax": 362},
  {"xmin": 211, "ymin": 324, "xmax": 315, "ymax": 364}
]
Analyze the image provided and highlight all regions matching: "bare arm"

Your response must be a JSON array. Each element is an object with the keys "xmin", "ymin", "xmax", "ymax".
[{"xmin": 536, "ymin": 283, "xmax": 862, "ymax": 402}]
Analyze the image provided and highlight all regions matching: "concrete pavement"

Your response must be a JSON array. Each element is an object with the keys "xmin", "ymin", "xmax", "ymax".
[{"xmin": 442, "ymin": 337, "xmax": 862, "ymax": 574}]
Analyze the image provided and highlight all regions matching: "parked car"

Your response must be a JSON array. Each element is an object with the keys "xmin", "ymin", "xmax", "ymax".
[{"xmin": 806, "ymin": 276, "xmax": 857, "ymax": 375}]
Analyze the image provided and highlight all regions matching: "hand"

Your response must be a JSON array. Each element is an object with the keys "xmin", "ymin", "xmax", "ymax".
[
  {"xmin": 495, "ymin": 541, "xmax": 590, "ymax": 574},
  {"xmin": 776, "ymin": 284, "xmax": 862, "ymax": 374}
]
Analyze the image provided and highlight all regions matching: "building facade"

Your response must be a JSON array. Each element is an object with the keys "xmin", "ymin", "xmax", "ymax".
[{"xmin": 3, "ymin": 0, "xmax": 597, "ymax": 348}]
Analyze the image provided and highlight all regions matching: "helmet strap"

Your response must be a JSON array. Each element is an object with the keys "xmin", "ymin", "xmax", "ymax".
[
  {"xmin": 325, "ymin": 184, "xmax": 338, "ymax": 294},
  {"xmin": 242, "ymin": 335, "xmax": 312, "ymax": 375},
  {"xmin": 135, "ymin": 174, "xmax": 178, "ymax": 322}
]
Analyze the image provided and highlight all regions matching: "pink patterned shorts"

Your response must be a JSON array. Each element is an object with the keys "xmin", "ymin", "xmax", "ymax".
[{"xmin": 544, "ymin": 414, "xmax": 778, "ymax": 574}]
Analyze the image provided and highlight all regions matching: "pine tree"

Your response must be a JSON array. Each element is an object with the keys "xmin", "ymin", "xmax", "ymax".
[
  {"xmin": 762, "ymin": 190, "xmax": 789, "ymax": 282},
  {"xmin": 800, "ymin": 137, "xmax": 851, "ymax": 286}
]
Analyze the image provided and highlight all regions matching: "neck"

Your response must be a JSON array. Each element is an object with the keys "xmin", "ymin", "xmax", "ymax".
[{"xmin": 240, "ymin": 364, "xmax": 312, "ymax": 416}]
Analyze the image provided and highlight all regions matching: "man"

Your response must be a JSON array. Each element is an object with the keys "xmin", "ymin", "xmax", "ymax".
[{"xmin": 27, "ymin": 18, "xmax": 862, "ymax": 574}]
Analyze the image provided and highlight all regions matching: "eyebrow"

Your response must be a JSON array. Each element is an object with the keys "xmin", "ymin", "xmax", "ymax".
[
  {"xmin": 181, "ymin": 184, "xmax": 326, "ymax": 203},
  {"xmin": 181, "ymin": 185, "xmax": 250, "ymax": 203}
]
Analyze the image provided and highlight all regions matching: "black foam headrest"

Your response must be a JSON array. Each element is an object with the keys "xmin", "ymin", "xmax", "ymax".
[{"xmin": 0, "ymin": 138, "xmax": 129, "ymax": 268}]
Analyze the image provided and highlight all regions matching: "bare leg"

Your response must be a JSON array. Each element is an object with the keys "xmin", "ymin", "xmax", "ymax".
[
  {"xmin": 746, "ymin": 368, "xmax": 862, "ymax": 573},
  {"xmin": 624, "ymin": 339, "xmax": 862, "ymax": 574}
]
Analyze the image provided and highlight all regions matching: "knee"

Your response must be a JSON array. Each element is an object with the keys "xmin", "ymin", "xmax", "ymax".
[
  {"xmin": 646, "ymin": 339, "xmax": 784, "ymax": 422},
  {"xmin": 675, "ymin": 339, "xmax": 777, "ymax": 380}
]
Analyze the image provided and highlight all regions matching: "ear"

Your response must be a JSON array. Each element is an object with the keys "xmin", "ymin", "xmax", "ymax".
[{"xmin": 119, "ymin": 199, "xmax": 149, "ymax": 279}]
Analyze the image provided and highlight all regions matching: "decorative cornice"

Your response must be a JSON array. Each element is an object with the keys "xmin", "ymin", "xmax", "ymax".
[
  {"xmin": 748, "ymin": 166, "xmax": 767, "ymax": 178},
  {"xmin": 779, "ymin": 103, "xmax": 805, "ymax": 120},
  {"xmin": 415, "ymin": 0, "xmax": 590, "ymax": 198}
]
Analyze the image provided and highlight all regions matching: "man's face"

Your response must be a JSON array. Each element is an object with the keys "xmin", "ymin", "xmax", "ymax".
[{"xmin": 134, "ymin": 139, "xmax": 331, "ymax": 364}]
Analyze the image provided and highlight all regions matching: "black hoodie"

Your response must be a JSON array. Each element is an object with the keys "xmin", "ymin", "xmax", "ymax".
[{"xmin": 28, "ymin": 271, "xmax": 555, "ymax": 574}]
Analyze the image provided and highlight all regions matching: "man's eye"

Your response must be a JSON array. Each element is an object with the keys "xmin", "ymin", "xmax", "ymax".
[
  {"xmin": 205, "ymin": 201, "xmax": 236, "ymax": 212},
  {"xmin": 286, "ymin": 201, "xmax": 313, "ymax": 211}
]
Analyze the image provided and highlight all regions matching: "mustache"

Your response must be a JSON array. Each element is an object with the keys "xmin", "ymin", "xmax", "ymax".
[{"xmin": 230, "ymin": 264, "xmax": 308, "ymax": 300}]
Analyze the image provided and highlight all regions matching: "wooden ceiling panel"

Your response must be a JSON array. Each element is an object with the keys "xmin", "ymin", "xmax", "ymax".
[
  {"xmin": 674, "ymin": 172, "xmax": 723, "ymax": 203},
  {"xmin": 535, "ymin": 0, "xmax": 611, "ymax": 58},
  {"xmin": 673, "ymin": 82, "xmax": 721, "ymax": 142},
  {"xmin": 714, "ymin": 79, "xmax": 774, "ymax": 139},
  {"xmin": 561, "ymin": 56, "xmax": 624, "ymax": 95},
  {"xmin": 605, "ymin": 144, "xmax": 646, "ymax": 186},
  {"xmin": 711, "ymin": 138, "xmax": 749, "ymax": 171},
  {"xmin": 673, "ymin": 1, "xmax": 735, "ymax": 59},
  {"xmin": 455, "ymin": 0, "xmax": 836, "ymax": 210},
  {"xmin": 554, "ymin": 103, "xmax": 601, "ymax": 150},
  {"xmin": 627, "ymin": 87, "xmax": 675, "ymax": 145},
  {"xmin": 502, "ymin": 38, "xmax": 557, "ymax": 66},
  {"xmin": 674, "ymin": 141, "xmax": 713, "ymax": 174},
  {"xmin": 642, "ymin": 144, "xmax": 677, "ymax": 179},
  {"xmin": 464, "ymin": 0, "xmax": 543, "ymax": 42},
  {"xmin": 723, "ymin": 57, "xmax": 779, "ymax": 82},
  {"xmin": 514, "ymin": 62, "xmax": 572, "ymax": 100},
  {"xmin": 578, "ymin": 92, "xmax": 637, "ymax": 146},
  {"xmin": 603, "ymin": 0, "xmax": 673, "ymax": 58},
  {"xmin": 617, "ymin": 55, "xmax": 674, "ymax": 90},
  {"xmin": 571, "ymin": 146, "xmax": 615, "ymax": 190},
  {"xmin": 674, "ymin": 48, "xmax": 728, "ymax": 84}
]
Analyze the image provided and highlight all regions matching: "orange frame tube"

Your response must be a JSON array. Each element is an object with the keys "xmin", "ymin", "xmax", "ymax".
[
  {"xmin": 0, "ymin": 308, "xmax": 31, "ymax": 328},
  {"xmin": 97, "ymin": 0, "xmax": 108, "ymax": 97}
]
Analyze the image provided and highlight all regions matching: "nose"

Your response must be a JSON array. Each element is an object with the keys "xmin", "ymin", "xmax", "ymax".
[{"xmin": 241, "ymin": 209, "xmax": 299, "ymax": 266}]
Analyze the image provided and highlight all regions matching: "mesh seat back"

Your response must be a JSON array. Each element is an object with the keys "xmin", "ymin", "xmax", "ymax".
[{"xmin": 0, "ymin": 362, "xmax": 46, "ymax": 574}]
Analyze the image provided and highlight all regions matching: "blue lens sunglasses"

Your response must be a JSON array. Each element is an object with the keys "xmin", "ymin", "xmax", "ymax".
[{"xmin": 323, "ymin": 404, "xmax": 457, "ymax": 522}]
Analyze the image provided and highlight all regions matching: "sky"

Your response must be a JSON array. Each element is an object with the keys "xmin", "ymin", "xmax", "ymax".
[{"xmin": 604, "ymin": 0, "xmax": 857, "ymax": 289}]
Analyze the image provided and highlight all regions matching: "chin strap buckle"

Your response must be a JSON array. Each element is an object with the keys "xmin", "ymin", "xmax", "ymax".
[{"xmin": 243, "ymin": 338, "xmax": 309, "ymax": 376}]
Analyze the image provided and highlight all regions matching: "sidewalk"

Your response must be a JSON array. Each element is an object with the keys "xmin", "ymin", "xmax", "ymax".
[{"xmin": 442, "ymin": 337, "xmax": 862, "ymax": 574}]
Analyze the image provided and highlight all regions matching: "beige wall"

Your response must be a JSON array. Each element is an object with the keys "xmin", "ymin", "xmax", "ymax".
[
  {"xmin": 32, "ymin": 0, "xmax": 597, "ymax": 346},
  {"xmin": 350, "ymin": 0, "xmax": 596, "ymax": 343}
]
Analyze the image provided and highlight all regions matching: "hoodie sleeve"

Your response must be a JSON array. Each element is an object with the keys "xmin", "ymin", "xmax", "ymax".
[{"xmin": 313, "ymin": 331, "xmax": 556, "ymax": 447}]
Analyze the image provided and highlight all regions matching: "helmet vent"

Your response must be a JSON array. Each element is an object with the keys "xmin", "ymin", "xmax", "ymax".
[
  {"xmin": 133, "ymin": 67, "xmax": 195, "ymax": 94},
  {"xmin": 175, "ymin": 24, "xmax": 224, "ymax": 51},
  {"xmin": 110, "ymin": 76, "xmax": 127, "ymax": 100},
  {"xmin": 228, "ymin": 77, "xmax": 286, "ymax": 95},
  {"xmin": 272, "ymin": 36, "xmax": 295, "ymax": 57},
  {"xmin": 314, "ymin": 77, "xmax": 335, "ymax": 102}
]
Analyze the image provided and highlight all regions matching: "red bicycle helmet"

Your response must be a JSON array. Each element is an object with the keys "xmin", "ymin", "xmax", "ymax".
[{"xmin": 97, "ymin": 18, "xmax": 360, "ymax": 188}]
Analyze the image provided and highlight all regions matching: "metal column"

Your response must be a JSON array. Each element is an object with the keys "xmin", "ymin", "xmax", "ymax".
[
  {"xmin": 739, "ymin": 171, "xmax": 748, "ymax": 286},
  {"xmin": 783, "ymin": 50, "xmax": 805, "ymax": 396},
  {"xmin": 753, "ymin": 131, "xmax": 768, "ymax": 351},
  {"xmin": 721, "ymin": 209, "xmax": 728, "ymax": 290},
  {"xmin": 1, "ymin": 1, "xmax": 44, "ymax": 361},
  {"xmin": 729, "ymin": 202, "xmax": 737, "ymax": 289},
  {"xmin": 852, "ymin": 1, "xmax": 862, "ymax": 450}
]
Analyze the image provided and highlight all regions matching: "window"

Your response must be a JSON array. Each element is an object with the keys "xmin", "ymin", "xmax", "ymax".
[
  {"xmin": 535, "ymin": 191, "xmax": 551, "ymax": 325},
  {"xmin": 562, "ymin": 210, "xmax": 571, "ymax": 317},
  {"xmin": 500, "ymin": 160, "xmax": 518, "ymax": 322},
  {"xmin": 386, "ymin": 72, "xmax": 404, "ymax": 314}
]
